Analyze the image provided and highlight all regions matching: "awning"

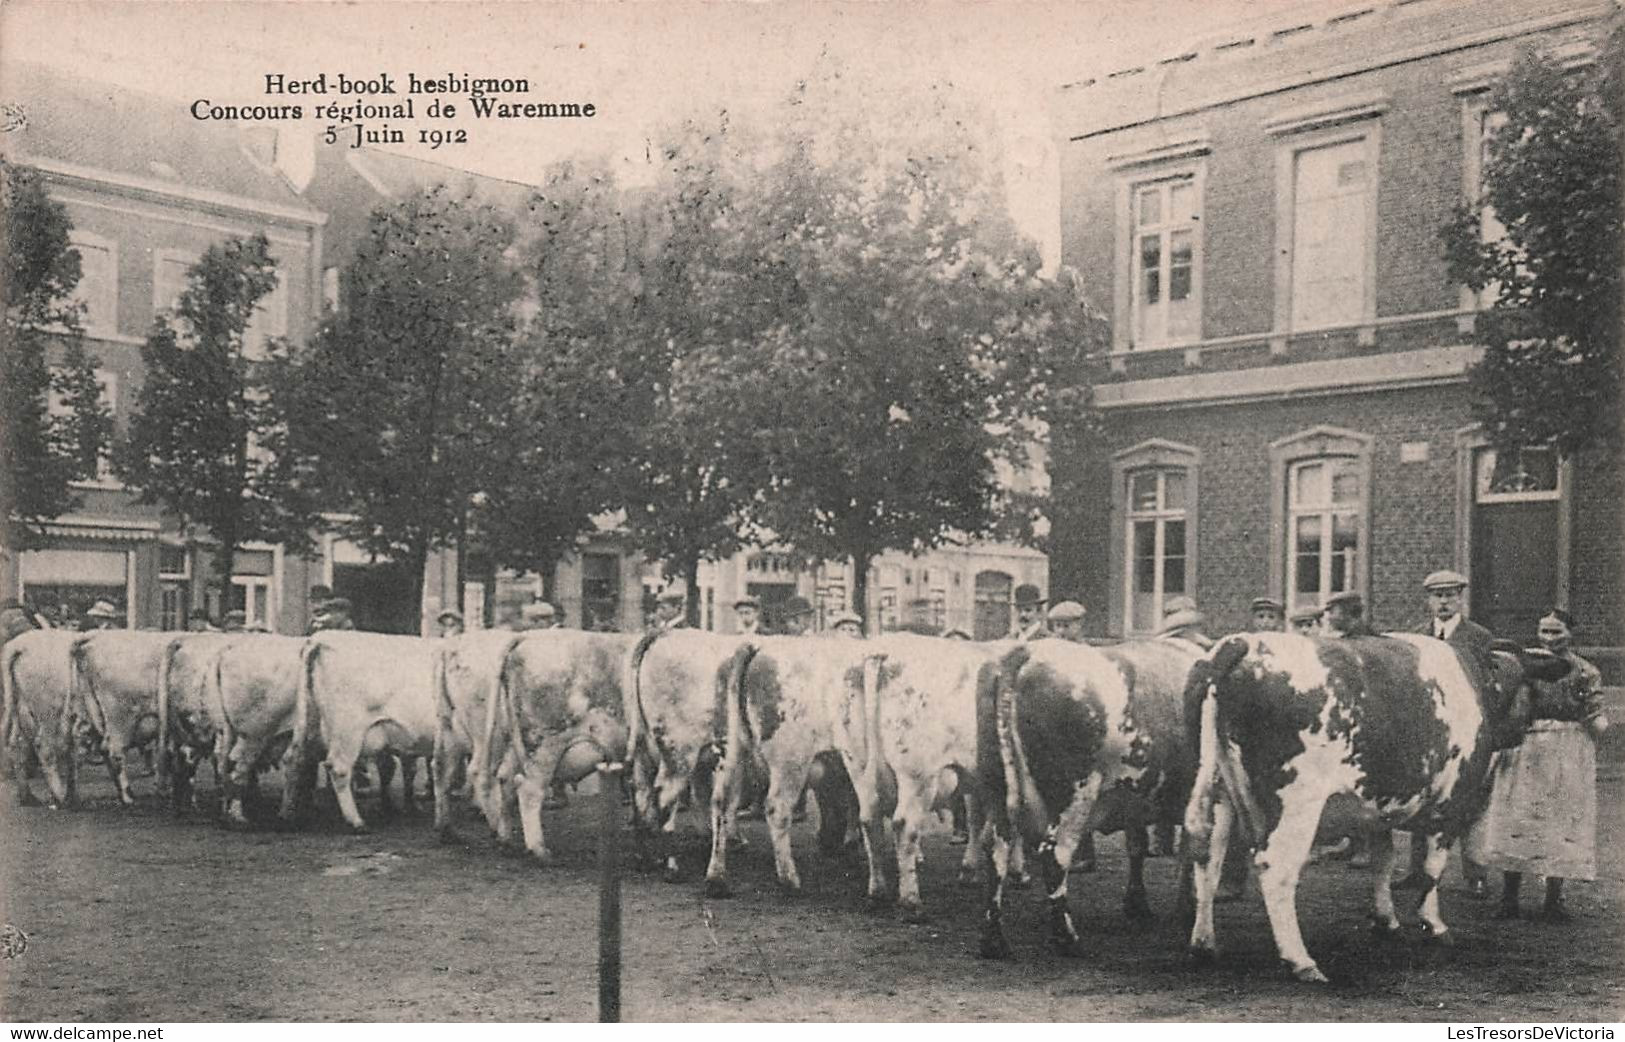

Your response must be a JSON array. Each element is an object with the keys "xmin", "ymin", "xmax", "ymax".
[{"xmin": 36, "ymin": 520, "xmax": 160, "ymax": 543}]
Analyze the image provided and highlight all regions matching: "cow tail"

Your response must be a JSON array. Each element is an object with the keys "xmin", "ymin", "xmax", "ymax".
[
  {"xmin": 156, "ymin": 637, "xmax": 182, "ymax": 794},
  {"xmin": 725, "ymin": 642, "xmax": 761, "ymax": 760},
  {"xmin": 499, "ymin": 637, "xmax": 530, "ymax": 780},
  {"xmin": 1182, "ymin": 636, "xmax": 1262, "ymax": 855},
  {"xmin": 68, "ymin": 636, "xmax": 107, "ymax": 754},
  {"xmin": 861, "ymin": 654, "xmax": 898, "ymax": 820},
  {"xmin": 623, "ymin": 630, "xmax": 661, "ymax": 771},
  {"xmin": 996, "ymin": 645, "xmax": 1036, "ymax": 839},
  {"xmin": 0, "ymin": 642, "xmax": 21, "ymax": 775},
  {"xmin": 291, "ymin": 638, "xmax": 321, "ymax": 766}
]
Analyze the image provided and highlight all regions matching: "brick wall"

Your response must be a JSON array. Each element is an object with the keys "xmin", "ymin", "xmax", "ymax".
[{"xmin": 1050, "ymin": 383, "xmax": 1623, "ymax": 654}]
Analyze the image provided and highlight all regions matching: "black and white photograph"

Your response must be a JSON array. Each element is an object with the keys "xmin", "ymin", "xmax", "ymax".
[{"xmin": 0, "ymin": 0, "xmax": 1620, "ymax": 1025}]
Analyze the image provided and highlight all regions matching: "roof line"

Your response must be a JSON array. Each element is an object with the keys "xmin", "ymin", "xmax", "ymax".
[{"xmin": 22, "ymin": 154, "xmax": 327, "ymax": 227}]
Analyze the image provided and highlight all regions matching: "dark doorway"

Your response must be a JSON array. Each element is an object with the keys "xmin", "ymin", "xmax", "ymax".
[{"xmin": 333, "ymin": 560, "xmax": 417, "ymax": 634}]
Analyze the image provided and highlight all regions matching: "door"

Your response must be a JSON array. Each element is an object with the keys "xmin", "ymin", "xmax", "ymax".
[
  {"xmin": 1470, "ymin": 448, "xmax": 1560, "ymax": 642},
  {"xmin": 974, "ymin": 571, "xmax": 1013, "ymax": 641}
]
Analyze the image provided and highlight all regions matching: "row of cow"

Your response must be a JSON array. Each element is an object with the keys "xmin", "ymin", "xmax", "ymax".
[{"xmin": 0, "ymin": 622, "xmax": 1561, "ymax": 983}]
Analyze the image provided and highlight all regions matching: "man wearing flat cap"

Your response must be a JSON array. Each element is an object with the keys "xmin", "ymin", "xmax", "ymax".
[
  {"xmin": 311, "ymin": 597, "xmax": 355, "ymax": 632},
  {"xmin": 734, "ymin": 595, "xmax": 762, "ymax": 635},
  {"xmin": 654, "ymin": 587, "xmax": 689, "ymax": 631},
  {"xmin": 1250, "ymin": 597, "xmax": 1286, "ymax": 632},
  {"xmin": 1419, "ymin": 569, "xmax": 1494, "ymax": 665},
  {"xmin": 1397, "ymin": 569, "xmax": 1496, "ymax": 895},
  {"xmin": 520, "ymin": 601, "xmax": 557, "ymax": 631},
  {"xmin": 1158, "ymin": 596, "xmax": 1214, "ymax": 650},
  {"xmin": 830, "ymin": 609, "xmax": 864, "ymax": 638},
  {"xmin": 1323, "ymin": 591, "xmax": 1374, "ymax": 638},
  {"xmin": 1013, "ymin": 584, "xmax": 1047, "ymax": 641},
  {"xmin": 437, "ymin": 608, "xmax": 464, "ymax": 638},
  {"xmin": 221, "ymin": 609, "xmax": 248, "ymax": 633},
  {"xmin": 1047, "ymin": 600, "xmax": 1086, "ymax": 642},
  {"xmin": 1290, "ymin": 604, "xmax": 1323, "ymax": 636},
  {"xmin": 779, "ymin": 596, "xmax": 814, "ymax": 636},
  {"xmin": 83, "ymin": 599, "xmax": 122, "ymax": 631}
]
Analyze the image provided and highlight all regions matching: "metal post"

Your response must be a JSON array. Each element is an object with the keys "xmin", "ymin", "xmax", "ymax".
[{"xmin": 597, "ymin": 762, "xmax": 624, "ymax": 1023}]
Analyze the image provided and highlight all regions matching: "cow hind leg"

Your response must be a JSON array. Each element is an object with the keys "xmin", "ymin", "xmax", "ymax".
[
  {"xmin": 977, "ymin": 827, "xmax": 1017, "ymax": 960},
  {"xmin": 1124, "ymin": 823, "xmax": 1152, "ymax": 921},
  {"xmin": 373, "ymin": 753, "xmax": 398, "ymax": 818},
  {"xmin": 892, "ymin": 787, "xmax": 928, "ymax": 921},
  {"xmin": 1368, "ymin": 829, "xmax": 1402, "ymax": 938},
  {"xmin": 328, "ymin": 757, "xmax": 369, "ymax": 833},
  {"xmin": 765, "ymin": 762, "xmax": 810, "ymax": 894},
  {"xmin": 513, "ymin": 773, "xmax": 551, "ymax": 865},
  {"xmin": 1256, "ymin": 789, "xmax": 1330, "ymax": 983},
  {"xmin": 1188, "ymin": 795, "xmax": 1233, "ymax": 962},
  {"xmin": 106, "ymin": 746, "xmax": 135, "ymax": 806},
  {"xmin": 1039, "ymin": 775, "xmax": 1102, "ymax": 956},
  {"xmin": 1414, "ymin": 835, "xmax": 1453, "ymax": 943}
]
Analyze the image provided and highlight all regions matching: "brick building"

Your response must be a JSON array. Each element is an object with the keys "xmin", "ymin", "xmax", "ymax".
[
  {"xmin": 1047, "ymin": 0, "xmax": 1622, "ymax": 671},
  {"xmin": 5, "ymin": 63, "xmax": 328, "ymax": 633}
]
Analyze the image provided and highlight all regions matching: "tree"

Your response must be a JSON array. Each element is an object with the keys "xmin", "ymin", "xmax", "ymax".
[
  {"xmin": 547, "ymin": 120, "xmax": 776, "ymax": 625},
  {"xmin": 1440, "ymin": 23, "xmax": 1623, "ymax": 458},
  {"xmin": 682, "ymin": 73, "xmax": 1104, "ymax": 630},
  {"xmin": 281, "ymin": 185, "xmax": 529, "ymax": 625},
  {"xmin": 1, "ymin": 162, "xmax": 111, "ymax": 598},
  {"xmin": 118, "ymin": 233, "xmax": 313, "ymax": 614}
]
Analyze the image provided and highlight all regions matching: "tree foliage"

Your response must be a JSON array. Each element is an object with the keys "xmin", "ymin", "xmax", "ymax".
[
  {"xmin": 1, "ymin": 162, "xmax": 111, "ymax": 536},
  {"xmin": 281, "ymin": 185, "xmax": 531, "ymax": 619},
  {"xmin": 672, "ymin": 72, "xmax": 1105, "ymax": 625},
  {"xmin": 119, "ymin": 233, "xmax": 312, "ymax": 611},
  {"xmin": 1440, "ymin": 24, "xmax": 1623, "ymax": 457}
]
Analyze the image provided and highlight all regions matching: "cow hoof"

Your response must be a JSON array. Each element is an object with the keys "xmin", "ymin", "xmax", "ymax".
[
  {"xmin": 1187, "ymin": 944, "xmax": 1216, "ymax": 967},
  {"xmin": 778, "ymin": 880, "xmax": 803, "ymax": 897},
  {"xmin": 704, "ymin": 878, "xmax": 731, "ymax": 899},
  {"xmin": 661, "ymin": 865, "xmax": 685, "ymax": 885},
  {"xmin": 1123, "ymin": 897, "xmax": 1154, "ymax": 922},
  {"xmin": 1367, "ymin": 916, "xmax": 1403, "ymax": 942},
  {"xmin": 864, "ymin": 892, "xmax": 892, "ymax": 914},
  {"xmin": 530, "ymin": 849, "xmax": 556, "ymax": 868},
  {"xmin": 1418, "ymin": 923, "xmax": 1454, "ymax": 947},
  {"xmin": 436, "ymin": 827, "xmax": 463, "ymax": 846},
  {"xmin": 898, "ymin": 902, "xmax": 926, "ymax": 924},
  {"xmin": 978, "ymin": 932, "xmax": 1014, "ymax": 961},
  {"xmin": 1292, "ymin": 964, "xmax": 1330, "ymax": 984},
  {"xmin": 1049, "ymin": 936, "xmax": 1087, "ymax": 959},
  {"xmin": 348, "ymin": 824, "xmax": 372, "ymax": 837}
]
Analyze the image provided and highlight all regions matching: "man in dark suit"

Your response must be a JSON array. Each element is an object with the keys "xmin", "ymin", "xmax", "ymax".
[{"xmin": 1397, "ymin": 568, "xmax": 1495, "ymax": 895}]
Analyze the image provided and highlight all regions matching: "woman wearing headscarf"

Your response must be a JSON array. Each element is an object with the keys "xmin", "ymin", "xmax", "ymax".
[{"xmin": 1475, "ymin": 608, "xmax": 1609, "ymax": 921}]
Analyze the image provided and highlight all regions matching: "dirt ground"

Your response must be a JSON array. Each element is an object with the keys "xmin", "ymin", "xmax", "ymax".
[{"xmin": 2, "ymin": 756, "xmax": 1621, "ymax": 1023}]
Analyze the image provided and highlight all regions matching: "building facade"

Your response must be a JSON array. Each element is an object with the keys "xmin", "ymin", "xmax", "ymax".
[
  {"xmin": 1048, "ymin": 0, "xmax": 1621, "ymax": 672},
  {"xmin": 7, "ymin": 64, "xmax": 329, "ymax": 633}
]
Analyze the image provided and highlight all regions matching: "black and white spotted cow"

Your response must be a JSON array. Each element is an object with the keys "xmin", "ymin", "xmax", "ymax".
[
  {"xmin": 976, "ymin": 637, "xmax": 1204, "ymax": 959},
  {"xmin": 1182, "ymin": 631, "xmax": 1564, "ymax": 982}
]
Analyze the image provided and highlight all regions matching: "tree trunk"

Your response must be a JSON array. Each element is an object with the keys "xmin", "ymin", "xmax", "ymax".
[
  {"xmin": 406, "ymin": 540, "xmax": 430, "ymax": 637},
  {"xmin": 210, "ymin": 520, "xmax": 238, "ymax": 628},
  {"xmin": 682, "ymin": 554, "xmax": 701, "ymax": 629},
  {"xmin": 851, "ymin": 549, "xmax": 873, "ymax": 636}
]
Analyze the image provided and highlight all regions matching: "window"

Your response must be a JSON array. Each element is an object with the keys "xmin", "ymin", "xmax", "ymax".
[
  {"xmin": 48, "ymin": 369, "xmax": 118, "ymax": 487},
  {"xmin": 1474, "ymin": 446, "xmax": 1558, "ymax": 503},
  {"xmin": 581, "ymin": 553, "xmax": 620, "ymax": 631},
  {"xmin": 930, "ymin": 588, "xmax": 947, "ymax": 630},
  {"xmin": 817, "ymin": 582, "xmax": 846, "ymax": 631},
  {"xmin": 230, "ymin": 577, "xmax": 272, "ymax": 628},
  {"xmin": 973, "ymin": 571, "xmax": 1013, "ymax": 641},
  {"xmin": 1290, "ymin": 139, "xmax": 1373, "ymax": 328},
  {"xmin": 69, "ymin": 232, "xmax": 117, "ymax": 336},
  {"xmin": 159, "ymin": 545, "xmax": 190, "ymax": 631},
  {"xmin": 1109, "ymin": 139, "xmax": 1208, "ymax": 353},
  {"xmin": 1287, "ymin": 459, "xmax": 1361, "ymax": 612},
  {"xmin": 1109, "ymin": 439, "xmax": 1200, "ymax": 636},
  {"xmin": 1126, "ymin": 468, "xmax": 1190, "ymax": 633},
  {"xmin": 245, "ymin": 271, "xmax": 287, "ymax": 360},
  {"xmin": 1462, "ymin": 100, "xmax": 1514, "ymax": 309},
  {"xmin": 1271, "ymin": 116, "xmax": 1381, "ymax": 335},
  {"xmin": 153, "ymin": 251, "xmax": 194, "ymax": 321},
  {"xmin": 20, "ymin": 548, "xmax": 130, "ymax": 629},
  {"xmin": 1132, "ymin": 177, "xmax": 1201, "ymax": 346},
  {"xmin": 1268, "ymin": 427, "xmax": 1372, "ymax": 616}
]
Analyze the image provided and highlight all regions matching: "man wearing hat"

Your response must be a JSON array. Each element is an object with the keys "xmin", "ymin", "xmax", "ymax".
[
  {"xmin": 779, "ymin": 596, "xmax": 814, "ymax": 636},
  {"xmin": 654, "ymin": 587, "xmax": 688, "ymax": 631},
  {"xmin": 83, "ymin": 599, "xmax": 122, "ymax": 631},
  {"xmin": 306, "ymin": 585, "xmax": 334, "ymax": 635},
  {"xmin": 1323, "ymin": 591, "xmax": 1374, "ymax": 638},
  {"xmin": 1158, "ymin": 596, "xmax": 1213, "ymax": 650},
  {"xmin": 1290, "ymin": 604, "xmax": 1324, "ymax": 636},
  {"xmin": 1012, "ymin": 584, "xmax": 1047, "ymax": 641},
  {"xmin": 1396, "ymin": 569, "xmax": 1496, "ymax": 895},
  {"xmin": 1046, "ymin": 600, "xmax": 1086, "ymax": 642},
  {"xmin": 1250, "ymin": 597, "xmax": 1286, "ymax": 632},
  {"xmin": 312, "ymin": 597, "xmax": 356, "ymax": 633},
  {"xmin": 221, "ymin": 609, "xmax": 248, "ymax": 633},
  {"xmin": 1419, "ymin": 569, "xmax": 1494, "ymax": 664},
  {"xmin": 830, "ymin": 610, "xmax": 864, "ymax": 638},
  {"xmin": 734, "ymin": 595, "xmax": 762, "ymax": 635},
  {"xmin": 520, "ymin": 601, "xmax": 557, "ymax": 631},
  {"xmin": 437, "ymin": 608, "xmax": 464, "ymax": 638}
]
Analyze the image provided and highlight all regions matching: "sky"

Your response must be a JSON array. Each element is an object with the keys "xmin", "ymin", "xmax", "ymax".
[{"xmin": 3, "ymin": 0, "xmax": 1292, "ymax": 260}]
